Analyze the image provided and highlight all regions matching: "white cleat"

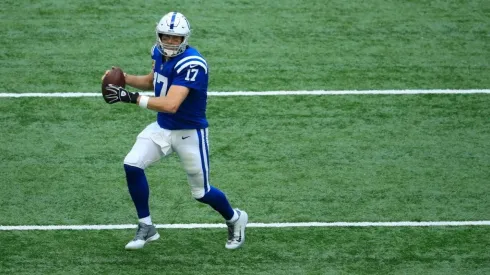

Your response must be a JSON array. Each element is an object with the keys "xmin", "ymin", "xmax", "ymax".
[
  {"xmin": 125, "ymin": 222, "xmax": 160, "ymax": 250},
  {"xmin": 225, "ymin": 209, "xmax": 248, "ymax": 249}
]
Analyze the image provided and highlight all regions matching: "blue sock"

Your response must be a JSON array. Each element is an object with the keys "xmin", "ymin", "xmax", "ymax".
[
  {"xmin": 197, "ymin": 186, "xmax": 235, "ymax": 220},
  {"xmin": 124, "ymin": 164, "xmax": 150, "ymax": 219}
]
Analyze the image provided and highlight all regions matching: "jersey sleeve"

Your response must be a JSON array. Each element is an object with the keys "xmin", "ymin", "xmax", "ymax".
[{"xmin": 172, "ymin": 56, "xmax": 209, "ymax": 90}]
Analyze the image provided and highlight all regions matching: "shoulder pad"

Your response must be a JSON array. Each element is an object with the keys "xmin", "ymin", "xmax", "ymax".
[{"xmin": 174, "ymin": 56, "xmax": 208, "ymax": 74}]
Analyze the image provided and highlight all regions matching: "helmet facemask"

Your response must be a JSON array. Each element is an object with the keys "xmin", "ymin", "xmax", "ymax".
[{"xmin": 156, "ymin": 33, "xmax": 189, "ymax": 57}]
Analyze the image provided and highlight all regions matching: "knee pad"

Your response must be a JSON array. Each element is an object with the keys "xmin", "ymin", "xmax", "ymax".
[
  {"xmin": 124, "ymin": 152, "xmax": 146, "ymax": 170},
  {"xmin": 191, "ymin": 187, "xmax": 206, "ymax": 199},
  {"xmin": 186, "ymin": 172, "xmax": 206, "ymax": 199},
  {"xmin": 124, "ymin": 137, "xmax": 163, "ymax": 169}
]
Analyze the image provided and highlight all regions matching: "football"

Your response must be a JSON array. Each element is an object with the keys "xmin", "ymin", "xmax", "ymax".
[{"xmin": 102, "ymin": 67, "xmax": 125, "ymax": 103}]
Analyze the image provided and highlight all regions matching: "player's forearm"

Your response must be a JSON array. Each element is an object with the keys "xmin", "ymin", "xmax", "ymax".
[
  {"xmin": 137, "ymin": 96, "xmax": 178, "ymax": 113},
  {"xmin": 125, "ymin": 74, "xmax": 153, "ymax": 91}
]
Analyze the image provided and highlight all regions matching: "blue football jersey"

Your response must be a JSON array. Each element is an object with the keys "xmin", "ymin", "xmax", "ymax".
[{"xmin": 151, "ymin": 45, "xmax": 209, "ymax": 130}]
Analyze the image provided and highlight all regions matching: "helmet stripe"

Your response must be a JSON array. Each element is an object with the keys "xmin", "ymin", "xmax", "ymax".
[{"xmin": 169, "ymin": 12, "xmax": 177, "ymax": 30}]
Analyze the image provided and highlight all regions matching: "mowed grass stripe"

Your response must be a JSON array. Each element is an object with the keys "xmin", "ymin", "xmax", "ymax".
[
  {"xmin": 0, "ymin": 89, "xmax": 489, "ymax": 98},
  {"xmin": 2, "ymin": 221, "xmax": 490, "ymax": 231}
]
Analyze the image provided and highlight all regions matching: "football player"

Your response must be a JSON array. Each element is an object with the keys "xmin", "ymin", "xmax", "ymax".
[{"xmin": 102, "ymin": 11, "xmax": 248, "ymax": 250}]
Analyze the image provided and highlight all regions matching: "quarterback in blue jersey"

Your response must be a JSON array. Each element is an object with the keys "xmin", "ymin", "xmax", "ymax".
[{"xmin": 102, "ymin": 12, "xmax": 248, "ymax": 250}]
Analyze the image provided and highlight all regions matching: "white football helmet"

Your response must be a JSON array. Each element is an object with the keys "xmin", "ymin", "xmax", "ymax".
[{"xmin": 155, "ymin": 12, "xmax": 191, "ymax": 57}]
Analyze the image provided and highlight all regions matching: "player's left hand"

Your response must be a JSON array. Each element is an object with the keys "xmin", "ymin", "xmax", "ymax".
[{"xmin": 104, "ymin": 84, "xmax": 139, "ymax": 104}]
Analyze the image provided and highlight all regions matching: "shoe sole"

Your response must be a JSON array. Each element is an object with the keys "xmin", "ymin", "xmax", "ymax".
[
  {"xmin": 148, "ymin": 232, "xmax": 160, "ymax": 243},
  {"xmin": 125, "ymin": 232, "xmax": 160, "ymax": 250}
]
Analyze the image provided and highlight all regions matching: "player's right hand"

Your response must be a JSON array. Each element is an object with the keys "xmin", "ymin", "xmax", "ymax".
[{"xmin": 104, "ymin": 84, "xmax": 139, "ymax": 104}]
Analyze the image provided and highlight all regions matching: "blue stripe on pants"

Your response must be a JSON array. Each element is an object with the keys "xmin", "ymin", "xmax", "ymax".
[
  {"xmin": 196, "ymin": 129, "xmax": 209, "ymax": 193},
  {"xmin": 204, "ymin": 129, "xmax": 210, "ymax": 176}
]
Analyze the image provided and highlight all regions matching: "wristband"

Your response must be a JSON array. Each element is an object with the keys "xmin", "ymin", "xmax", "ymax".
[{"xmin": 139, "ymin": 95, "xmax": 150, "ymax": 109}]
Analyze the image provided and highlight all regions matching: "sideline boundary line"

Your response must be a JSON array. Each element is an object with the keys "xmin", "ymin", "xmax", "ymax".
[
  {"xmin": 0, "ymin": 89, "xmax": 489, "ymax": 98},
  {"xmin": 1, "ymin": 221, "xmax": 490, "ymax": 231}
]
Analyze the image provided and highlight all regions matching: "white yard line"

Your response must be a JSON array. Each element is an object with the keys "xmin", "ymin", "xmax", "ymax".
[
  {"xmin": 0, "ymin": 89, "xmax": 489, "ymax": 98},
  {"xmin": 1, "ymin": 221, "xmax": 490, "ymax": 231}
]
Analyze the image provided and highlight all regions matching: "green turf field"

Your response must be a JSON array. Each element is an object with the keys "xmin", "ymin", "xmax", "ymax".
[{"xmin": 1, "ymin": 0, "xmax": 490, "ymax": 274}]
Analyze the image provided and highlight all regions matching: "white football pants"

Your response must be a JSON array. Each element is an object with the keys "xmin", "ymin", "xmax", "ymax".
[{"xmin": 123, "ymin": 122, "xmax": 210, "ymax": 199}]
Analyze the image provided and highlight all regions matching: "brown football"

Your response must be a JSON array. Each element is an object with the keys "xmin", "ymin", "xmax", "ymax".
[{"xmin": 102, "ymin": 67, "xmax": 125, "ymax": 103}]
